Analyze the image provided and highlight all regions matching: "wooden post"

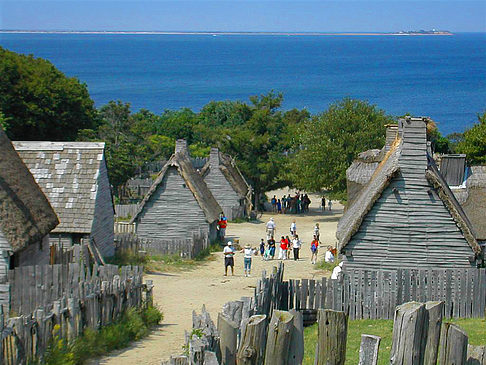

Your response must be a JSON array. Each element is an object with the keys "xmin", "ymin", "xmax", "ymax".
[
  {"xmin": 424, "ymin": 301, "xmax": 444, "ymax": 365},
  {"xmin": 264, "ymin": 310, "xmax": 294, "ymax": 365},
  {"xmin": 438, "ymin": 323, "xmax": 468, "ymax": 365},
  {"xmin": 217, "ymin": 313, "xmax": 238, "ymax": 365},
  {"xmin": 359, "ymin": 335, "xmax": 381, "ymax": 365},
  {"xmin": 316, "ymin": 309, "xmax": 348, "ymax": 365},
  {"xmin": 466, "ymin": 345, "xmax": 485, "ymax": 365},
  {"xmin": 288, "ymin": 309, "xmax": 304, "ymax": 365},
  {"xmin": 390, "ymin": 302, "xmax": 427, "ymax": 365},
  {"xmin": 237, "ymin": 314, "xmax": 267, "ymax": 365}
]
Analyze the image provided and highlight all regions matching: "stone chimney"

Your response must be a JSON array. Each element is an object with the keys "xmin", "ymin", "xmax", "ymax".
[
  {"xmin": 399, "ymin": 116, "xmax": 429, "ymax": 171},
  {"xmin": 175, "ymin": 139, "xmax": 188, "ymax": 154},
  {"xmin": 384, "ymin": 124, "xmax": 398, "ymax": 151},
  {"xmin": 209, "ymin": 147, "xmax": 220, "ymax": 167}
]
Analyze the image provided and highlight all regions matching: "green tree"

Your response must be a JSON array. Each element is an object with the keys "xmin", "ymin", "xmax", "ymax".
[
  {"xmin": 456, "ymin": 112, "xmax": 486, "ymax": 165},
  {"xmin": 0, "ymin": 46, "xmax": 97, "ymax": 140},
  {"xmin": 290, "ymin": 98, "xmax": 394, "ymax": 201}
]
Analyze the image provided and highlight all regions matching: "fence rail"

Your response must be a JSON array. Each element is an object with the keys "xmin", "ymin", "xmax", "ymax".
[
  {"xmin": 114, "ymin": 221, "xmax": 136, "ymax": 234},
  {"xmin": 115, "ymin": 230, "xmax": 208, "ymax": 258},
  {"xmin": 283, "ymin": 268, "xmax": 486, "ymax": 319},
  {"xmin": 1, "ymin": 263, "xmax": 150, "ymax": 364}
]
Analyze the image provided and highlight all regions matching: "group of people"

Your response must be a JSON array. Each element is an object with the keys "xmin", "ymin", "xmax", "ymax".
[{"xmin": 270, "ymin": 193, "xmax": 311, "ymax": 214}]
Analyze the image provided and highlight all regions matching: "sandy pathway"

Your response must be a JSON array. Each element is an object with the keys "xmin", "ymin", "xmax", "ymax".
[{"xmin": 95, "ymin": 190, "xmax": 343, "ymax": 364}]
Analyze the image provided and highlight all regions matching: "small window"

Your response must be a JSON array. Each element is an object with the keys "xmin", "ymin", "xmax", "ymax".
[{"xmin": 182, "ymin": 183, "xmax": 187, "ymax": 188}]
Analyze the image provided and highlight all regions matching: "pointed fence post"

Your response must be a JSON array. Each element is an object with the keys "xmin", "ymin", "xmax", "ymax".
[
  {"xmin": 438, "ymin": 323, "xmax": 468, "ymax": 365},
  {"xmin": 466, "ymin": 345, "xmax": 486, "ymax": 365},
  {"xmin": 288, "ymin": 309, "xmax": 304, "ymax": 365},
  {"xmin": 264, "ymin": 310, "xmax": 294, "ymax": 365},
  {"xmin": 315, "ymin": 309, "xmax": 348, "ymax": 365},
  {"xmin": 359, "ymin": 334, "xmax": 381, "ymax": 365},
  {"xmin": 390, "ymin": 302, "xmax": 427, "ymax": 365},
  {"xmin": 217, "ymin": 313, "xmax": 238, "ymax": 365},
  {"xmin": 237, "ymin": 314, "xmax": 267, "ymax": 365},
  {"xmin": 424, "ymin": 301, "xmax": 444, "ymax": 365}
]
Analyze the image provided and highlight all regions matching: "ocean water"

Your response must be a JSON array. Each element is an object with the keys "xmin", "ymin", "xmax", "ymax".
[{"xmin": 0, "ymin": 33, "xmax": 485, "ymax": 135}]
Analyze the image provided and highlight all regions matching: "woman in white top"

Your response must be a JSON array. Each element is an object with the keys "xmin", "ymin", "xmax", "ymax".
[
  {"xmin": 325, "ymin": 245, "xmax": 335, "ymax": 263},
  {"xmin": 292, "ymin": 235, "xmax": 301, "ymax": 261},
  {"xmin": 290, "ymin": 220, "xmax": 297, "ymax": 237},
  {"xmin": 313, "ymin": 223, "xmax": 320, "ymax": 241},
  {"xmin": 241, "ymin": 244, "xmax": 255, "ymax": 277}
]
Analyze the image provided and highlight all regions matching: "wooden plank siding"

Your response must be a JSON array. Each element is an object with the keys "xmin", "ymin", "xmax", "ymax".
[
  {"xmin": 135, "ymin": 167, "xmax": 211, "ymax": 241},
  {"xmin": 204, "ymin": 166, "xmax": 242, "ymax": 220},
  {"xmin": 344, "ymin": 120, "xmax": 475, "ymax": 270}
]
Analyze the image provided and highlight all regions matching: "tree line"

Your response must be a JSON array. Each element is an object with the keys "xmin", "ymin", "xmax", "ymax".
[{"xmin": 1, "ymin": 46, "xmax": 484, "ymax": 204}]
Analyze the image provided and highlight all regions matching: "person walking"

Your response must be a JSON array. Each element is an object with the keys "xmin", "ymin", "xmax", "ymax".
[
  {"xmin": 268, "ymin": 236, "xmax": 276, "ymax": 259},
  {"xmin": 271, "ymin": 195, "xmax": 277, "ymax": 212},
  {"xmin": 285, "ymin": 235, "xmax": 292, "ymax": 259},
  {"xmin": 278, "ymin": 236, "xmax": 288, "ymax": 260},
  {"xmin": 321, "ymin": 197, "xmax": 326, "ymax": 211},
  {"xmin": 241, "ymin": 244, "xmax": 255, "ymax": 277},
  {"xmin": 266, "ymin": 217, "xmax": 276, "ymax": 240},
  {"xmin": 290, "ymin": 219, "xmax": 297, "ymax": 237},
  {"xmin": 292, "ymin": 235, "xmax": 301, "ymax": 261},
  {"xmin": 310, "ymin": 235, "xmax": 319, "ymax": 264},
  {"xmin": 277, "ymin": 199, "xmax": 282, "ymax": 214},
  {"xmin": 259, "ymin": 238, "xmax": 265, "ymax": 259},
  {"xmin": 217, "ymin": 213, "xmax": 227, "ymax": 243},
  {"xmin": 223, "ymin": 241, "xmax": 235, "ymax": 276},
  {"xmin": 328, "ymin": 199, "xmax": 333, "ymax": 211},
  {"xmin": 314, "ymin": 223, "xmax": 320, "ymax": 241}
]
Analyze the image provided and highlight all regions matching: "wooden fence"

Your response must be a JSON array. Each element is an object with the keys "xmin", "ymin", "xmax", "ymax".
[
  {"xmin": 1, "ymin": 263, "xmax": 151, "ymax": 364},
  {"xmin": 115, "ymin": 204, "xmax": 139, "ymax": 218},
  {"xmin": 283, "ymin": 268, "xmax": 486, "ymax": 320},
  {"xmin": 115, "ymin": 230, "xmax": 208, "ymax": 258},
  {"xmin": 164, "ymin": 264, "xmax": 486, "ymax": 364}
]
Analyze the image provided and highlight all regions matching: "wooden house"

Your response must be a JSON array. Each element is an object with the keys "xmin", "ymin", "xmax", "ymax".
[
  {"xmin": 337, "ymin": 117, "xmax": 482, "ymax": 270},
  {"xmin": 130, "ymin": 140, "xmax": 223, "ymax": 242},
  {"xmin": 0, "ymin": 130, "xmax": 59, "ymax": 306},
  {"xmin": 13, "ymin": 141, "xmax": 115, "ymax": 259},
  {"xmin": 200, "ymin": 148, "xmax": 252, "ymax": 220}
]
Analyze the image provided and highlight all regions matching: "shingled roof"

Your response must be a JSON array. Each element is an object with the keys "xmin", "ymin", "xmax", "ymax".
[
  {"xmin": 131, "ymin": 150, "xmax": 223, "ymax": 224},
  {"xmin": 337, "ymin": 119, "xmax": 481, "ymax": 256},
  {"xmin": 200, "ymin": 149, "xmax": 251, "ymax": 199},
  {"xmin": 0, "ymin": 130, "xmax": 58, "ymax": 251},
  {"xmin": 13, "ymin": 141, "xmax": 107, "ymax": 234}
]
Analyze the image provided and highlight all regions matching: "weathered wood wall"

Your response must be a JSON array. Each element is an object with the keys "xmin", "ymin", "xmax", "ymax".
[
  {"xmin": 115, "ymin": 204, "xmax": 139, "ymax": 218},
  {"xmin": 283, "ymin": 268, "xmax": 486, "ymax": 320},
  {"xmin": 135, "ymin": 167, "xmax": 211, "ymax": 241},
  {"xmin": 204, "ymin": 152, "xmax": 242, "ymax": 221},
  {"xmin": 91, "ymin": 156, "xmax": 115, "ymax": 258},
  {"xmin": 345, "ymin": 119, "xmax": 476, "ymax": 270}
]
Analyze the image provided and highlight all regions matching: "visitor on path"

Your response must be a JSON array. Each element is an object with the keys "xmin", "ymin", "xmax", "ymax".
[
  {"xmin": 292, "ymin": 235, "xmax": 301, "ymax": 261},
  {"xmin": 331, "ymin": 262, "xmax": 344, "ymax": 280},
  {"xmin": 310, "ymin": 235, "xmax": 319, "ymax": 264},
  {"xmin": 277, "ymin": 199, "xmax": 282, "ymax": 214},
  {"xmin": 259, "ymin": 238, "xmax": 265, "ymax": 258},
  {"xmin": 217, "ymin": 213, "xmax": 227, "ymax": 243},
  {"xmin": 321, "ymin": 197, "xmax": 326, "ymax": 211},
  {"xmin": 241, "ymin": 244, "xmax": 255, "ymax": 277},
  {"xmin": 290, "ymin": 220, "xmax": 297, "ymax": 237},
  {"xmin": 325, "ymin": 245, "xmax": 335, "ymax": 263},
  {"xmin": 285, "ymin": 235, "xmax": 292, "ymax": 259},
  {"xmin": 328, "ymin": 200, "xmax": 333, "ymax": 211},
  {"xmin": 268, "ymin": 237, "xmax": 276, "ymax": 259},
  {"xmin": 314, "ymin": 223, "xmax": 320, "ymax": 241},
  {"xmin": 278, "ymin": 236, "xmax": 288, "ymax": 260},
  {"xmin": 271, "ymin": 195, "xmax": 277, "ymax": 212},
  {"xmin": 223, "ymin": 241, "xmax": 235, "ymax": 276},
  {"xmin": 266, "ymin": 218, "xmax": 276, "ymax": 240}
]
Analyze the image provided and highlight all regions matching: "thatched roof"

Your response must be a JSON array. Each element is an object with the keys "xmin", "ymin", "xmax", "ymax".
[
  {"xmin": 337, "ymin": 137, "xmax": 481, "ymax": 255},
  {"xmin": 200, "ymin": 150, "xmax": 251, "ymax": 199},
  {"xmin": 0, "ymin": 130, "xmax": 58, "ymax": 252},
  {"xmin": 13, "ymin": 141, "xmax": 108, "ymax": 234},
  {"xmin": 337, "ymin": 140, "xmax": 401, "ymax": 251},
  {"xmin": 131, "ymin": 151, "xmax": 223, "ymax": 224}
]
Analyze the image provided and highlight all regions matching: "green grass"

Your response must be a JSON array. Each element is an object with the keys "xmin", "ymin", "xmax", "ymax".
[
  {"xmin": 315, "ymin": 258, "xmax": 339, "ymax": 272},
  {"xmin": 303, "ymin": 317, "xmax": 486, "ymax": 364},
  {"xmin": 107, "ymin": 243, "xmax": 221, "ymax": 273},
  {"xmin": 44, "ymin": 305, "xmax": 163, "ymax": 365}
]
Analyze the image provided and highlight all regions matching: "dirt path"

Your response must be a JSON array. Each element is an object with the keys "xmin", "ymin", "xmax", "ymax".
[{"xmin": 95, "ymin": 190, "xmax": 343, "ymax": 364}]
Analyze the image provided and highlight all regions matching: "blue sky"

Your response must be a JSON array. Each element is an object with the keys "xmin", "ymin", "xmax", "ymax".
[{"xmin": 1, "ymin": 1, "xmax": 485, "ymax": 32}]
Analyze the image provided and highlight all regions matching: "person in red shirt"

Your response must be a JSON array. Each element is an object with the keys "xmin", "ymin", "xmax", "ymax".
[
  {"xmin": 310, "ymin": 235, "xmax": 319, "ymax": 264},
  {"xmin": 278, "ymin": 236, "xmax": 288, "ymax": 260},
  {"xmin": 217, "ymin": 213, "xmax": 227, "ymax": 243}
]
